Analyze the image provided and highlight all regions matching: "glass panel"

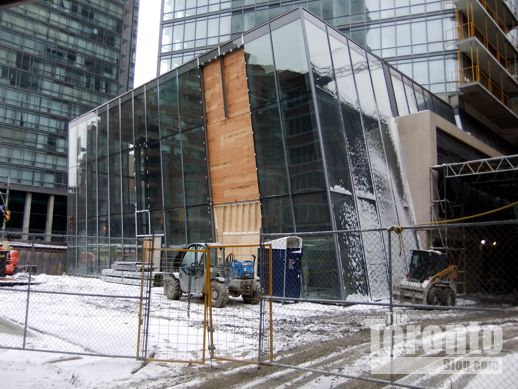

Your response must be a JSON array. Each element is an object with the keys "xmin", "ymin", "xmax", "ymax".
[
  {"xmin": 159, "ymin": 73, "xmax": 179, "ymax": 138},
  {"xmin": 368, "ymin": 55, "xmax": 392, "ymax": 120},
  {"xmin": 110, "ymin": 214, "xmax": 122, "ymax": 238},
  {"xmin": 147, "ymin": 140, "xmax": 163, "ymax": 211},
  {"xmin": 283, "ymin": 94, "xmax": 325, "ymax": 194},
  {"xmin": 304, "ymin": 20, "xmax": 336, "ymax": 96},
  {"xmin": 178, "ymin": 68, "xmax": 203, "ymax": 130},
  {"xmin": 162, "ymin": 133, "xmax": 184, "ymax": 209},
  {"xmin": 252, "ymin": 104, "xmax": 289, "ymax": 197},
  {"xmin": 316, "ymin": 90, "xmax": 352, "ymax": 193},
  {"xmin": 331, "ymin": 192, "xmax": 368, "ymax": 296},
  {"xmin": 300, "ymin": 236, "xmax": 340, "ymax": 299},
  {"xmin": 187, "ymin": 205, "xmax": 212, "ymax": 243},
  {"xmin": 109, "ymin": 104, "xmax": 120, "ymax": 154},
  {"xmin": 97, "ymin": 108, "xmax": 108, "ymax": 158},
  {"xmin": 120, "ymin": 97, "xmax": 133, "ymax": 150},
  {"xmin": 123, "ymin": 212, "xmax": 135, "ymax": 238},
  {"xmin": 261, "ymin": 196, "xmax": 293, "ymax": 233},
  {"xmin": 166, "ymin": 208, "xmax": 186, "ymax": 245},
  {"xmin": 121, "ymin": 147, "xmax": 135, "ymax": 214},
  {"xmin": 245, "ymin": 33, "xmax": 277, "ymax": 108},
  {"xmin": 341, "ymin": 104, "xmax": 373, "ymax": 196},
  {"xmin": 390, "ymin": 70, "xmax": 409, "ymax": 116},
  {"xmin": 133, "ymin": 90, "xmax": 146, "ymax": 146},
  {"xmin": 109, "ymin": 151, "xmax": 121, "ymax": 216},
  {"xmin": 183, "ymin": 127, "xmax": 209, "ymax": 206},
  {"xmin": 146, "ymin": 84, "xmax": 160, "ymax": 143},
  {"xmin": 327, "ymin": 32, "xmax": 361, "ymax": 107},
  {"xmin": 403, "ymin": 77, "xmax": 418, "ymax": 113},
  {"xmin": 357, "ymin": 198, "xmax": 388, "ymax": 299},
  {"xmin": 349, "ymin": 42, "xmax": 377, "ymax": 117},
  {"xmin": 293, "ymin": 192, "xmax": 331, "ymax": 232},
  {"xmin": 414, "ymin": 84, "xmax": 427, "ymax": 111},
  {"xmin": 271, "ymin": 19, "xmax": 310, "ymax": 101}
]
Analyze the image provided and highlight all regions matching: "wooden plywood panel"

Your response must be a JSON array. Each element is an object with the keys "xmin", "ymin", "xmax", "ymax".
[
  {"xmin": 202, "ymin": 49, "xmax": 260, "ymax": 205},
  {"xmin": 213, "ymin": 201, "xmax": 261, "ymax": 246}
]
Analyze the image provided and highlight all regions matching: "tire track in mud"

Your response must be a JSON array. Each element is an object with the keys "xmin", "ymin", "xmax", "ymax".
[{"xmin": 159, "ymin": 309, "xmax": 518, "ymax": 389}]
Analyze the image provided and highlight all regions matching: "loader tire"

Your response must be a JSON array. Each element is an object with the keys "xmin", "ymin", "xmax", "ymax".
[
  {"xmin": 440, "ymin": 288, "xmax": 456, "ymax": 306},
  {"xmin": 164, "ymin": 277, "xmax": 182, "ymax": 300},
  {"xmin": 426, "ymin": 287, "xmax": 441, "ymax": 305},
  {"xmin": 210, "ymin": 281, "xmax": 229, "ymax": 308},
  {"xmin": 242, "ymin": 286, "xmax": 260, "ymax": 305}
]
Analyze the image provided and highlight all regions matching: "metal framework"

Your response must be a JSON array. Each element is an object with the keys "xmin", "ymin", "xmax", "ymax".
[
  {"xmin": 433, "ymin": 153, "xmax": 518, "ymax": 182},
  {"xmin": 429, "ymin": 154, "xmax": 518, "ymax": 294}
]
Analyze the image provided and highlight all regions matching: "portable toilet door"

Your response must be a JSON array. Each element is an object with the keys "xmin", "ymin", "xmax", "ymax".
[{"xmin": 269, "ymin": 236, "xmax": 303, "ymax": 299}]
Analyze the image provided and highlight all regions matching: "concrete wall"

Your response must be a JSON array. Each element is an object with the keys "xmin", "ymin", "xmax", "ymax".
[{"xmin": 396, "ymin": 110, "xmax": 501, "ymax": 226}]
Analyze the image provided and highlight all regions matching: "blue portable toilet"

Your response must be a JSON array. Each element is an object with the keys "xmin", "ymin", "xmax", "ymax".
[{"xmin": 267, "ymin": 236, "xmax": 303, "ymax": 299}]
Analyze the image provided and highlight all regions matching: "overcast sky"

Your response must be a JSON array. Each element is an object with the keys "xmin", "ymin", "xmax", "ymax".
[{"xmin": 134, "ymin": 0, "xmax": 162, "ymax": 87}]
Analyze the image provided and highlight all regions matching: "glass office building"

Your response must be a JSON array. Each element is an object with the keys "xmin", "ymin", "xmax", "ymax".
[
  {"xmin": 69, "ymin": 8, "xmax": 456, "ymax": 299},
  {"xmin": 159, "ymin": 0, "xmax": 518, "ymax": 154},
  {"xmin": 0, "ymin": 0, "xmax": 138, "ymax": 236}
]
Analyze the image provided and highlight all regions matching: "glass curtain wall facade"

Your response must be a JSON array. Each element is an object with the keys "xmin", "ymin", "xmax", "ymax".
[
  {"xmin": 70, "ymin": 8, "xmax": 456, "ymax": 298},
  {"xmin": 159, "ymin": 0, "xmax": 461, "ymax": 94},
  {"xmin": 0, "ymin": 0, "xmax": 137, "ymax": 235},
  {"xmin": 160, "ymin": 0, "xmax": 518, "ymax": 155}
]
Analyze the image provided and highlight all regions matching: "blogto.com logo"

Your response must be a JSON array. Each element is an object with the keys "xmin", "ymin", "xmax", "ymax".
[{"xmin": 368, "ymin": 316, "xmax": 503, "ymax": 375}]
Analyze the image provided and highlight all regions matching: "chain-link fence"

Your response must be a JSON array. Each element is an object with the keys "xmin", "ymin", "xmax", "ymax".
[
  {"xmin": 0, "ymin": 233, "xmax": 142, "ymax": 358},
  {"xmin": 258, "ymin": 221, "xmax": 518, "ymax": 388},
  {"xmin": 137, "ymin": 242, "xmax": 271, "ymax": 365},
  {"xmin": 1, "ymin": 224, "xmax": 517, "ymax": 387}
]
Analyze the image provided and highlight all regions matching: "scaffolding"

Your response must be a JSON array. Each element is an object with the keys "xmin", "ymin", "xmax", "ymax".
[
  {"xmin": 455, "ymin": 0, "xmax": 518, "ymax": 108},
  {"xmin": 430, "ymin": 154, "xmax": 518, "ymax": 294}
]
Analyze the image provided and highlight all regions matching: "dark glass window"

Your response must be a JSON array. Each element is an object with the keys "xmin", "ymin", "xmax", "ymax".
[
  {"xmin": 252, "ymin": 104, "xmax": 289, "ymax": 197},
  {"xmin": 147, "ymin": 139, "xmax": 163, "ymax": 211},
  {"xmin": 187, "ymin": 205, "xmax": 212, "ymax": 243},
  {"xmin": 97, "ymin": 156, "xmax": 108, "ymax": 217},
  {"xmin": 146, "ymin": 83, "xmax": 160, "ymax": 143},
  {"xmin": 120, "ymin": 96, "xmax": 133, "ymax": 149},
  {"xmin": 299, "ymin": 236, "xmax": 340, "ymax": 299},
  {"xmin": 261, "ymin": 196, "xmax": 294, "ymax": 233},
  {"xmin": 29, "ymin": 193, "xmax": 48, "ymax": 234},
  {"xmin": 97, "ymin": 109, "xmax": 108, "ymax": 158},
  {"xmin": 179, "ymin": 68, "xmax": 203, "ymax": 131},
  {"xmin": 109, "ymin": 151, "xmax": 122, "ymax": 217},
  {"xmin": 109, "ymin": 103, "xmax": 120, "ymax": 154},
  {"xmin": 123, "ymin": 212, "xmax": 135, "ymax": 238},
  {"xmin": 133, "ymin": 90, "xmax": 146, "ymax": 147},
  {"xmin": 166, "ymin": 208, "xmax": 186, "ymax": 245},
  {"xmin": 183, "ymin": 127, "xmax": 209, "ymax": 206},
  {"xmin": 162, "ymin": 133, "xmax": 184, "ymax": 209},
  {"xmin": 282, "ymin": 94, "xmax": 325, "ymax": 194},
  {"xmin": 293, "ymin": 192, "xmax": 331, "ymax": 232},
  {"xmin": 121, "ymin": 148, "xmax": 135, "ymax": 214},
  {"xmin": 159, "ymin": 73, "xmax": 180, "ymax": 138},
  {"xmin": 245, "ymin": 33, "xmax": 277, "ymax": 108}
]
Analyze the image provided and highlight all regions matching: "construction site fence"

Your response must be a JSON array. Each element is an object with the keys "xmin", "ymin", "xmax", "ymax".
[
  {"xmin": 0, "ymin": 221, "xmax": 517, "ymax": 388},
  {"xmin": 257, "ymin": 220, "xmax": 518, "ymax": 388}
]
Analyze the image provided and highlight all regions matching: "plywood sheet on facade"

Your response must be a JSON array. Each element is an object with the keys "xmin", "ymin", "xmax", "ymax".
[
  {"xmin": 213, "ymin": 201, "xmax": 261, "ymax": 246},
  {"xmin": 202, "ymin": 49, "xmax": 260, "ymax": 205}
]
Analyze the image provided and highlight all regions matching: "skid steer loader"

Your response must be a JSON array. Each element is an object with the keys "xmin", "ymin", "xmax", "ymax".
[
  {"xmin": 393, "ymin": 249, "xmax": 457, "ymax": 306},
  {"xmin": 163, "ymin": 243, "xmax": 261, "ymax": 308}
]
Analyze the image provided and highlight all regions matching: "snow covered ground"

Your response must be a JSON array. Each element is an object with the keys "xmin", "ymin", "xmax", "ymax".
[{"xmin": 1, "ymin": 275, "xmax": 517, "ymax": 388}]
